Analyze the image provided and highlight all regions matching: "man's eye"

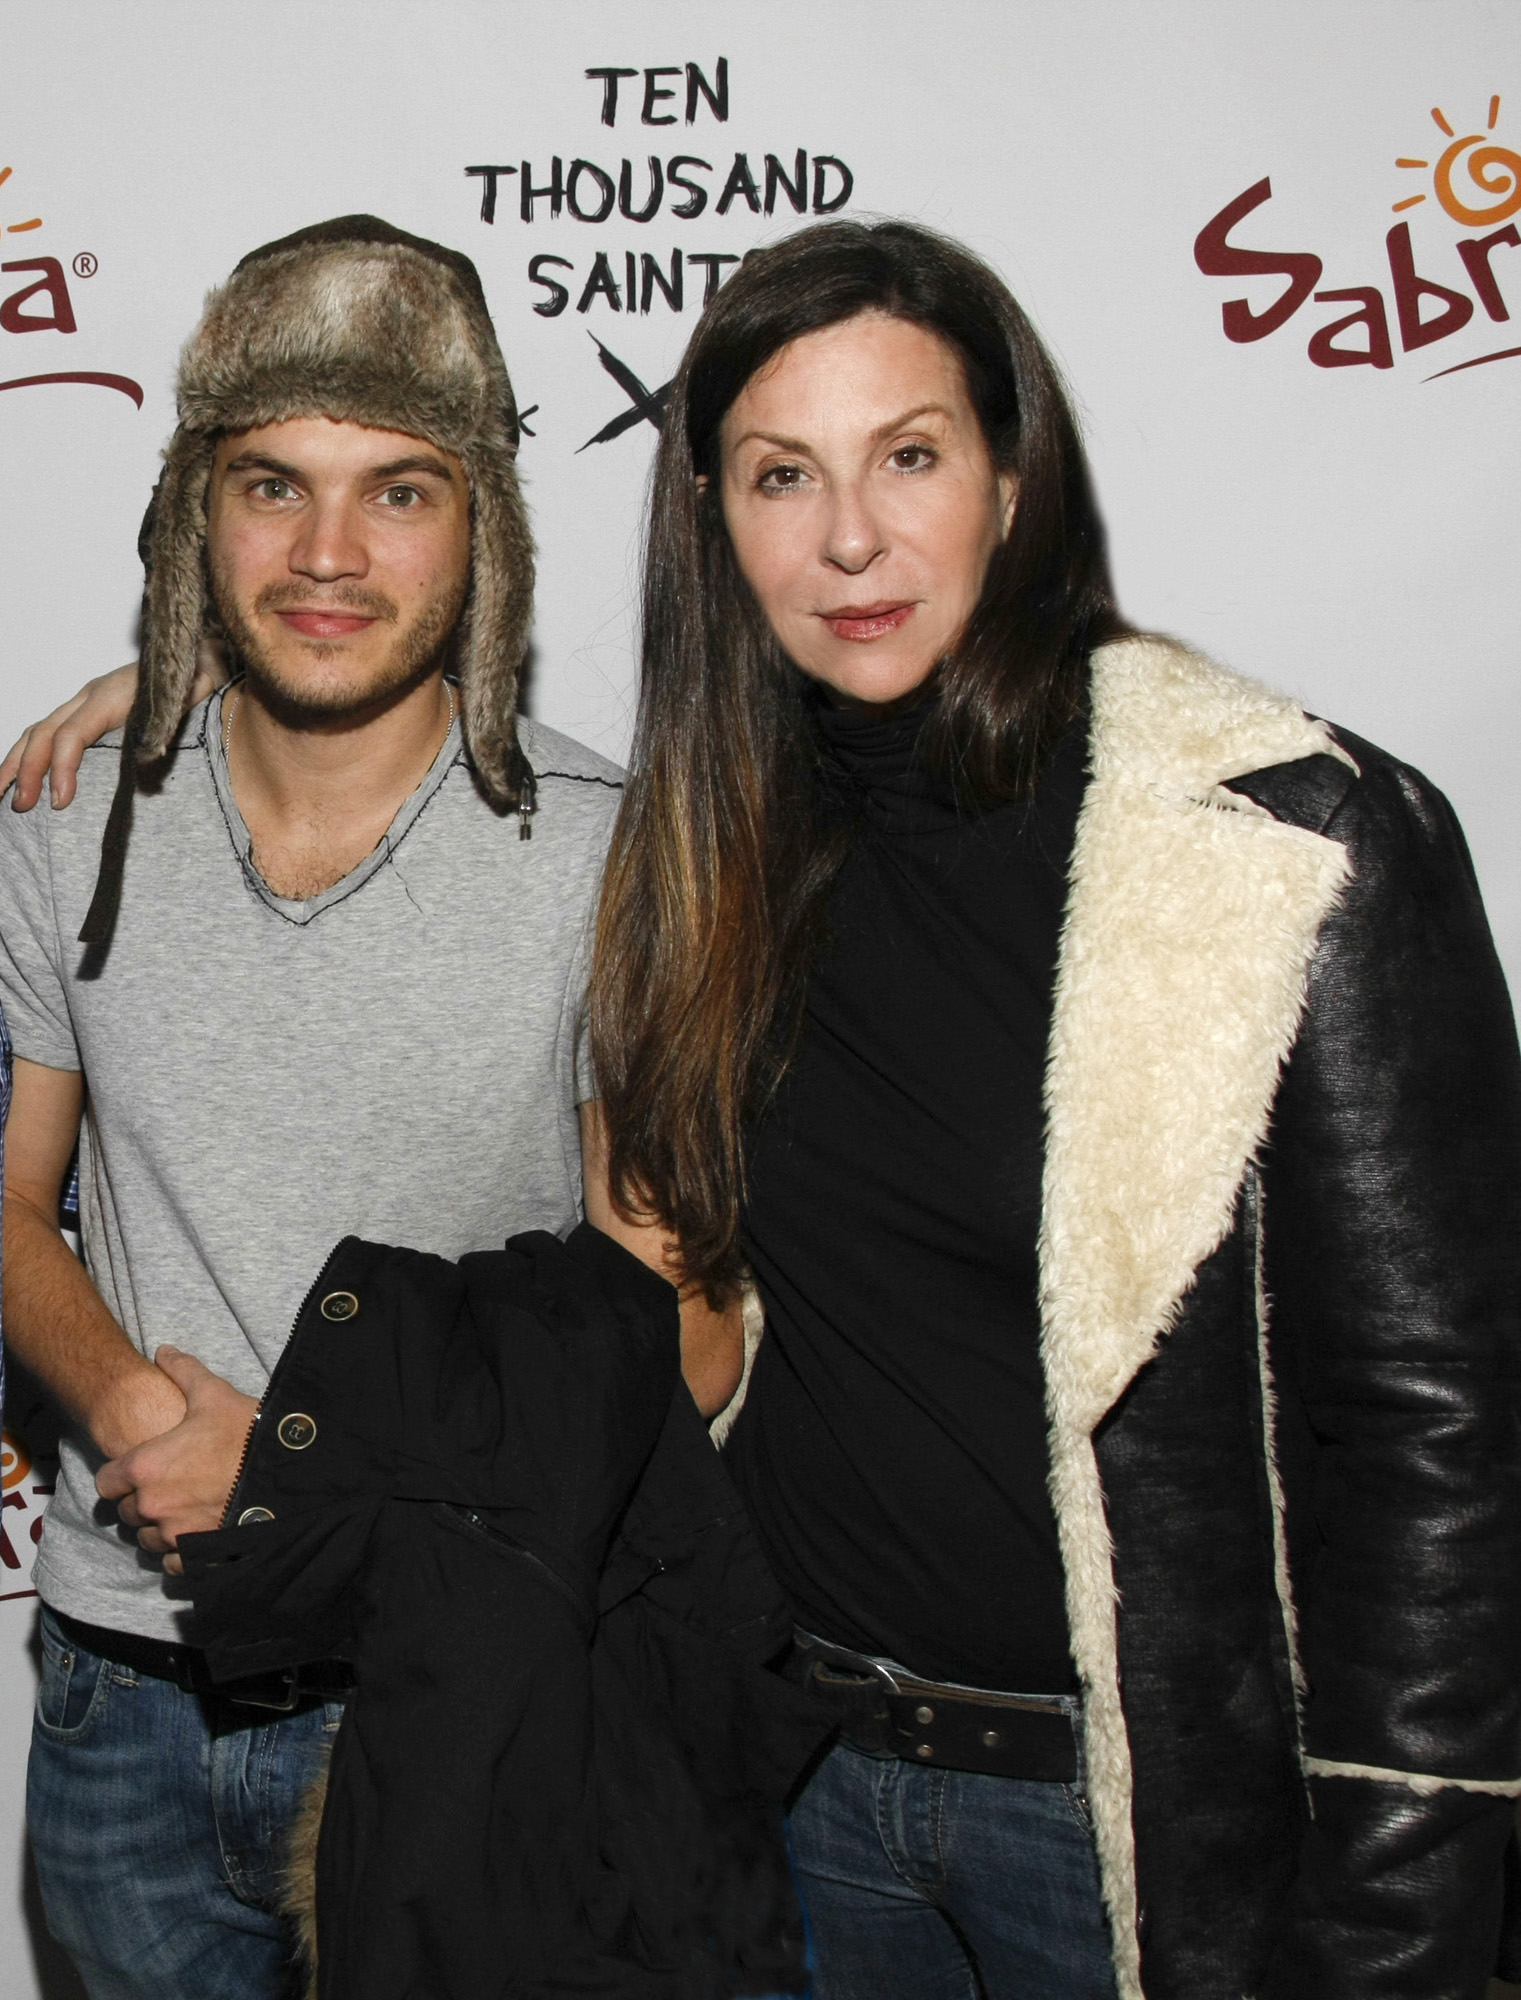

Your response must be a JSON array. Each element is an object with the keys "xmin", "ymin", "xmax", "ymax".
[
  {"xmin": 381, "ymin": 485, "xmax": 421, "ymax": 508},
  {"xmin": 254, "ymin": 478, "xmax": 295, "ymax": 501}
]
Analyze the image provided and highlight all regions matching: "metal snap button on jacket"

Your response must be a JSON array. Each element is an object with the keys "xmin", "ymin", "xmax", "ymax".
[
  {"xmin": 277, "ymin": 1413, "xmax": 317, "ymax": 1451},
  {"xmin": 320, "ymin": 1291, "xmax": 359, "ymax": 1322},
  {"xmin": 237, "ymin": 1506, "xmax": 275, "ymax": 1525}
]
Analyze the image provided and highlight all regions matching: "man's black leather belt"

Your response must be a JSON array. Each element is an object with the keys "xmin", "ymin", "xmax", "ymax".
[
  {"xmin": 54, "ymin": 1610, "xmax": 354, "ymax": 1713},
  {"xmin": 790, "ymin": 1632, "xmax": 1078, "ymax": 1782}
]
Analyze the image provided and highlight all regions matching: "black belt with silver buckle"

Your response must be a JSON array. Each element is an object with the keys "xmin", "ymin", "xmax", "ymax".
[
  {"xmin": 790, "ymin": 1632, "xmax": 1078, "ymax": 1782},
  {"xmin": 53, "ymin": 1611, "xmax": 354, "ymax": 1713}
]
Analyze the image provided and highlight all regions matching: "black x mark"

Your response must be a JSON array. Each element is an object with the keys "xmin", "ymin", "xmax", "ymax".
[{"xmin": 577, "ymin": 337, "xmax": 673, "ymax": 452}]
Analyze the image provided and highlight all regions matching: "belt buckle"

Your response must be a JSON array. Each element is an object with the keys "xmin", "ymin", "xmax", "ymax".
[
  {"xmin": 795, "ymin": 1635, "xmax": 1080, "ymax": 1781},
  {"xmin": 226, "ymin": 1668, "xmax": 300, "ymax": 1713}
]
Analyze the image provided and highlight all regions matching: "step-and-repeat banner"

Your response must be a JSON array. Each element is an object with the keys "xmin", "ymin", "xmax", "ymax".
[{"xmin": 2, "ymin": 3, "xmax": 1517, "ymax": 1990}]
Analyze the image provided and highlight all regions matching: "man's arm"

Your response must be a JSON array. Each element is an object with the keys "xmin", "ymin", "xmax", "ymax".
[
  {"xmin": 2, "ymin": 1057, "xmax": 184, "ymax": 1457},
  {"xmin": 5, "ymin": 1058, "xmax": 256, "ymax": 1572},
  {"xmin": 578, "ymin": 1101, "xmax": 744, "ymax": 1418},
  {"xmin": 0, "ymin": 643, "xmax": 228, "ymax": 812}
]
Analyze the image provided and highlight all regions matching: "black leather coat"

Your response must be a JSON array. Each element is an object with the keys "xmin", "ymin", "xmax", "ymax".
[
  {"xmin": 1100, "ymin": 730, "xmax": 1521, "ymax": 1996},
  {"xmin": 180, "ymin": 1223, "xmax": 826, "ymax": 2000}
]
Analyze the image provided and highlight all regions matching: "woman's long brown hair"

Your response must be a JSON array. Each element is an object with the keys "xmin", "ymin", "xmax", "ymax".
[{"xmin": 590, "ymin": 220, "xmax": 1124, "ymax": 1297}]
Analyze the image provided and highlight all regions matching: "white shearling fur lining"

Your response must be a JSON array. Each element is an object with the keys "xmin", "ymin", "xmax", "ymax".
[
  {"xmin": 707, "ymin": 1280, "xmax": 765, "ymax": 1448},
  {"xmin": 1304, "ymin": 1756, "xmax": 1521, "ymax": 1798},
  {"xmin": 1253, "ymin": 1181, "xmax": 1308, "ymax": 1714},
  {"xmin": 1041, "ymin": 638, "xmax": 1352, "ymax": 1996}
]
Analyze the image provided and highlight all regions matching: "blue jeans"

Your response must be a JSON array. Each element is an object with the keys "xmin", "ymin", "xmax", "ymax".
[
  {"xmin": 789, "ymin": 1736, "xmax": 1119, "ymax": 2000},
  {"xmin": 28, "ymin": 1606, "xmax": 341, "ymax": 2000}
]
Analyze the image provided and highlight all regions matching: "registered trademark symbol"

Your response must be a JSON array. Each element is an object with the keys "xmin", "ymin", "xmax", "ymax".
[{"xmin": 72, "ymin": 252, "xmax": 98, "ymax": 279}]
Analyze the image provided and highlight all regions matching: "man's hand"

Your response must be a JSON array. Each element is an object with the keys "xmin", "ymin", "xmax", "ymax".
[
  {"xmin": 90, "ymin": 1363, "xmax": 190, "ymax": 1467},
  {"xmin": 96, "ymin": 1348, "xmax": 258, "ymax": 1576}
]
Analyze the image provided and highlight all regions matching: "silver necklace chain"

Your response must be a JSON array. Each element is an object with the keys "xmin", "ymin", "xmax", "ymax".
[{"xmin": 220, "ymin": 677, "xmax": 457, "ymax": 758}]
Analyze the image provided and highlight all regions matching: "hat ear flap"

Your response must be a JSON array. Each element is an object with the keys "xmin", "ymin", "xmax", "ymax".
[
  {"xmin": 78, "ymin": 434, "xmax": 217, "ymax": 951},
  {"xmin": 138, "ymin": 433, "xmax": 216, "ymax": 762},
  {"xmin": 457, "ymin": 451, "xmax": 536, "ymax": 812}
]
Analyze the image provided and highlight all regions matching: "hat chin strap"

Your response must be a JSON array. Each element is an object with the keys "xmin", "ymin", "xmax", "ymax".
[{"xmin": 78, "ymin": 705, "xmax": 146, "ymax": 949}]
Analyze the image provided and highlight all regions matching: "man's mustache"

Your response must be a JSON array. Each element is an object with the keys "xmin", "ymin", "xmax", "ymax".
[{"xmin": 251, "ymin": 583, "xmax": 399, "ymax": 622}]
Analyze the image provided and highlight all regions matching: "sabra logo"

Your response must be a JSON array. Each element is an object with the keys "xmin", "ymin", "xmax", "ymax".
[
  {"xmin": 0, "ymin": 154, "xmax": 142, "ymax": 407},
  {"xmin": 1195, "ymin": 93, "xmax": 1521, "ymax": 380},
  {"xmin": 1, "ymin": 158, "xmax": 79, "ymax": 336},
  {"xmin": 0, "ymin": 1428, "xmax": 54, "ymax": 1604}
]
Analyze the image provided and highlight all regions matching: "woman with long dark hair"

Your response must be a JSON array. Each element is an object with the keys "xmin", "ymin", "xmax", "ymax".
[{"xmin": 585, "ymin": 219, "xmax": 1521, "ymax": 2000}]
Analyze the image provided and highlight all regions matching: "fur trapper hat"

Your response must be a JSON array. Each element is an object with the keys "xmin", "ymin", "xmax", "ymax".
[{"xmin": 82, "ymin": 215, "xmax": 535, "ymax": 945}]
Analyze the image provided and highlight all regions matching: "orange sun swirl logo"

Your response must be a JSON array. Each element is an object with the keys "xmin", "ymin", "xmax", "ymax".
[
  {"xmin": 0, "ymin": 1432, "xmax": 32, "ymax": 1492},
  {"xmin": 0, "ymin": 161, "xmax": 43, "ymax": 237},
  {"xmin": 1395, "ymin": 96, "xmax": 1521, "ymax": 228}
]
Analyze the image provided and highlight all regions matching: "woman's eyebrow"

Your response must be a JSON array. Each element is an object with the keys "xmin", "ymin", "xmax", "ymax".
[
  {"xmin": 727, "ymin": 428, "xmax": 813, "ymax": 455},
  {"xmin": 868, "ymin": 402, "xmax": 954, "ymax": 442},
  {"xmin": 729, "ymin": 405, "xmax": 955, "ymax": 456}
]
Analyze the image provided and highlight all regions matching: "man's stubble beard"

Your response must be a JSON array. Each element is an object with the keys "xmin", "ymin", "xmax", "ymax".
[{"xmin": 209, "ymin": 562, "xmax": 469, "ymax": 725}]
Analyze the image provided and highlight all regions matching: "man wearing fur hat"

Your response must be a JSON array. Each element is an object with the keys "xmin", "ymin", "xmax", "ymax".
[{"xmin": 0, "ymin": 217, "xmax": 672, "ymax": 1998}]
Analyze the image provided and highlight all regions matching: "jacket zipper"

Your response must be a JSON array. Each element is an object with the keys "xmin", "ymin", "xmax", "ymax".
[
  {"xmin": 219, "ymin": 1410, "xmax": 263, "ymax": 1526},
  {"xmin": 218, "ymin": 1239, "xmax": 355, "ymax": 1529},
  {"xmin": 454, "ymin": 1508, "xmax": 596, "ymax": 1635}
]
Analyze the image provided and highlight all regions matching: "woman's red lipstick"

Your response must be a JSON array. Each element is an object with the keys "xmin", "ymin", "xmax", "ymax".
[{"xmin": 819, "ymin": 601, "xmax": 915, "ymax": 642}]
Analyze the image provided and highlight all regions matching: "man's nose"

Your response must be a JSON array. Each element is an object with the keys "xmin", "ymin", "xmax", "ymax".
[{"xmin": 289, "ymin": 496, "xmax": 368, "ymax": 580}]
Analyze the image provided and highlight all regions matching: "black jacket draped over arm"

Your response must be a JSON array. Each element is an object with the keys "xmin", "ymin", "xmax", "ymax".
[{"xmin": 180, "ymin": 1222, "xmax": 825, "ymax": 2000}]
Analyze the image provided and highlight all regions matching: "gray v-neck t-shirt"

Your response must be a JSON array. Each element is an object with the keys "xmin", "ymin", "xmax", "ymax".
[{"xmin": 0, "ymin": 687, "xmax": 622, "ymax": 1639}]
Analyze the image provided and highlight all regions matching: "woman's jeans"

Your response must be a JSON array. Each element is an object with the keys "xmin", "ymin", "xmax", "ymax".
[
  {"xmin": 789, "ymin": 1735, "xmax": 1119, "ymax": 2000},
  {"xmin": 28, "ymin": 1606, "xmax": 340, "ymax": 2000}
]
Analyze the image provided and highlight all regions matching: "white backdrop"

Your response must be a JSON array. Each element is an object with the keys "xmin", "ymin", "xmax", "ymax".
[{"xmin": 1, "ymin": 3, "xmax": 1518, "ymax": 1992}]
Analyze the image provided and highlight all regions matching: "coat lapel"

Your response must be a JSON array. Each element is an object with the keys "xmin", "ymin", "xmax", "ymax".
[{"xmin": 1040, "ymin": 637, "xmax": 1354, "ymax": 1995}]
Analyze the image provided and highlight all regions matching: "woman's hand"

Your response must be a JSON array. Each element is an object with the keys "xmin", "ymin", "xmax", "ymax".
[
  {"xmin": 0, "ymin": 640, "xmax": 230, "ymax": 811},
  {"xmin": 577, "ymin": 1101, "xmax": 746, "ymax": 1417}
]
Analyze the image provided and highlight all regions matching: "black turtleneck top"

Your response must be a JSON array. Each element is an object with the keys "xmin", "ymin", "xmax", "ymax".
[{"xmin": 726, "ymin": 698, "xmax": 1089, "ymax": 1692}]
